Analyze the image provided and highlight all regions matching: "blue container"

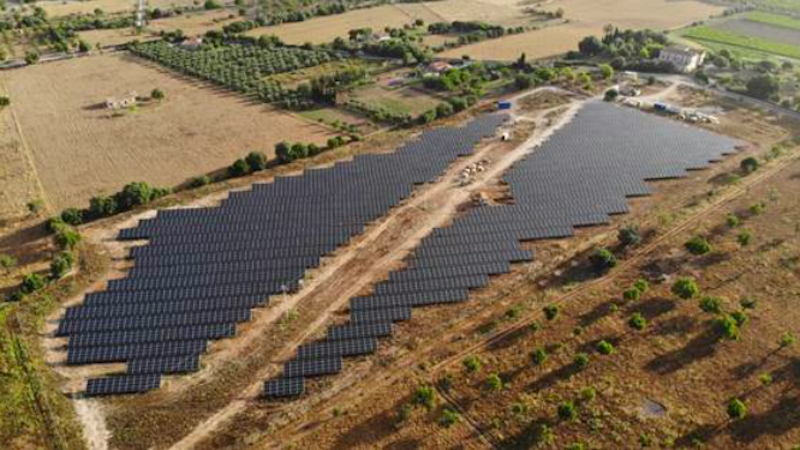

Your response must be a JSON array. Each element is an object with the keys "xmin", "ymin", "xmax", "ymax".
[{"xmin": 497, "ymin": 101, "xmax": 512, "ymax": 110}]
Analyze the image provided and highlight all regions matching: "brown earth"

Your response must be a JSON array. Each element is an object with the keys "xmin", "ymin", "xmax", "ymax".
[{"xmin": 0, "ymin": 53, "xmax": 334, "ymax": 211}]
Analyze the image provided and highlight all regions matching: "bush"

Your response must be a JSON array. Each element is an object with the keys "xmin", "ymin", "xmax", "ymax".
[
  {"xmin": 749, "ymin": 202, "xmax": 766, "ymax": 215},
  {"xmin": 60, "ymin": 208, "xmax": 83, "ymax": 226},
  {"xmin": 737, "ymin": 229, "xmax": 752, "ymax": 246},
  {"xmin": 596, "ymin": 340, "xmax": 615, "ymax": 355},
  {"xmin": 531, "ymin": 347, "xmax": 548, "ymax": 365},
  {"xmin": 54, "ymin": 226, "xmax": 81, "ymax": 250},
  {"xmin": 558, "ymin": 401, "xmax": 577, "ymax": 421},
  {"xmin": 618, "ymin": 226, "xmax": 642, "ymax": 247},
  {"xmin": 699, "ymin": 296, "xmax": 722, "ymax": 314},
  {"xmin": 151, "ymin": 88, "xmax": 165, "ymax": 100},
  {"xmin": 486, "ymin": 373, "xmax": 503, "ymax": 390},
  {"xmin": 731, "ymin": 311, "xmax": 748, "ymax": 327},
  {"xmin": 672, "ymin": 277, "xmax": 699, "ymax": 299},
  {"xmin": 543, "ymin": 304, "xmax": 559, "ymax": 321},
  {"xmin": 0, "ymin": 96, "xmax": 9, "ymax": 107},
  {"xmin": 727, "ymin": 398, "xmax": 746, "ymax": 420},
  {"xmin": 21, "ymin": 273, "xmax": 46, "ymax": 294},
  {"xmin": 50, "ymin": 251, "xmax": 74, "ymax": 279},
  {"xmin": 740, "ymin": 157, "xmax": 759, "ymax": 174},
  {"xmin": 115, "ymin": 182, "xmax": 158, "ymax": 210},
  {"xmin": 604, "ymin": 88, "xmax": 619, "ymax": 102},
  {"xmin": 715, "ymin": 315, "xmax": 740, "ymax": 341},
  {"xmin": 463, "ymin": 355, "xmax": 482, "ymax": 373},
  {"xmin": 580, "ymin": 386, "xmax": 596, "ymax": 403},
  {"xmin": 629, "ymin": 313, "xmax": 647, "ymax": 330},
  {"xmin": 412, "ymin": 385, "xmax": 436, "ymax": 410},
  {"xmin": 633, "ymin": 278, "xmax": 649, "ymax": 294},
  {"xmin": 685, "ymin": 236, "xmax": 711, "ymax": 255},
  {"xmin": 0, "ymin": 254, "xmax": 17, "ymax": 274},
  {"xmin": 623, "ymin": 288, "xmax": 641, "ymax": 302},
  {"xmin": 740, "ymin": 297, "xmax": 756, "ymax": 309},
  {"xmin": 591, "ymin": 247, "xmax": 617, "ymax": 272},
  {"xmin": 204, "ymin": 0, "xmax": 222, "ymax": 9},
  {"xmin": 245, "ymin": 151, "xmax": 268, "ymax": 172},
  {"xmin": 574, "ymin": 352, "xmax": 590, "ymax": 369},
  {"xmin": 726, "ymin": 213, "xmax": 740, "ymax": 228},
  {"xmin": 89, "ymin": 196, "xmax": 118, "ymax": 217},
  {"xmin": 228, "ymin": 159, "xmax": 250, "ymax": 177},
  {"xmin": 190, "ymin": 176, "xmax": 213, "ymax": 188},
  {"xmin": 435, "ymin": 102, "xmax": 454, "ymax": 118},
  {"xmin": 759, "ymin": 372, "xmax": 773, "ymax": 386},
  {"xmin": 780, "ymin": 331, "xmax": 796, "ymax": 348},
  {"xmin": 438, "ymin": 407, "xmax": 459, "ymax": 427}
]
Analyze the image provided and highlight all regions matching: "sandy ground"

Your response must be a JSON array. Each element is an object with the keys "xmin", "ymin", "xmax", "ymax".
[
  {"xmin": 0, "ymin": 53, "xmax": 334, "ymax": 211},
  {"xmin": 442, "ymin": 0, "xmax": 725, "ymax": 60}
]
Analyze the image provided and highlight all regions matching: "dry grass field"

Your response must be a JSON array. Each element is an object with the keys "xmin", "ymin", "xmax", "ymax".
[
  {"xmin": 351, "ymin": 84, "xmax": 444, "ymax": 116},
  {"xmin": 147, "ymin": 9, "xmax": 239, "ymax": 36},
  {"xmin": 37, "ymin": 0, "xmax": 222, "ymax": 17},
  {"xmin": 78, "ymin": 27, "xmax": 148, "ymax": 48},
  {"xmin": 0, "ymin": 53, "xmax": 334, "ymax": 211},
  {"xmin": 441, "ymin": 0, "xmax": 724, "ymax": 60}
]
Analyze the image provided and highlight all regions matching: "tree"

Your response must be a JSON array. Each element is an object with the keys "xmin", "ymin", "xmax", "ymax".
[
  {"xmin": 558, "ymin": 401, "xmax": 577, "ymax": 421},
  {"xmin": 779, "ymin": 332, "xmax": 796, "ymax": 349},
  {"xmin": 623, "ymin": 288, "xmax": 641, "ymax": 302},
  {"xmin": 618, "ymin": 226, "xmax": 642, "ymax": 247},
  {"xmin": 685, "ymin": 236, "xmax": 711, "ymax": 255},
  {"xmin": 412, "ymin": 385, "xmax": 436, "ymax": 410},
  {"xmin": 746, "ymin": 74, "xmax": 779, "ymax": 100},
  {"xmin": 726, "ymin": 213, "xmax": 740, "ymax": 228},
  {"xmin": 629, "ymin": 313, "xmax": 647, "ymax": 330},
  {"xmin": 78, "ymin": 40, "xmax": 91, "ymax": 53},
  {"xmin": 24, "ymin": 51, "xmax": 39, "ymax": 65},
  {"xmin": 574, "ymin": 352, "xmax": 590, "ymax": 369},
  {"xmin": 115, "ymin": 182, "xmax": 155, "ymax": 210},
  {"xmin": 699, "ymin": 296, "xmax": 722, "ymax": 314},
  {"xmin": 50, "ymin": 251, "xmax": 73, "ymax": 279},
  {"xmin": 0, "ymin": 96, "xmax": 9, "ymax": 107},
  {"xmin": 275, "ymin": 141, "xmax": 293, "ymax": 163},
  {"xmin": 190, "ymin": 176, "xmax": 212, "ymax": 188},
  {"xmin": 599, "ymin": 63, "xmax": 614, "ymax": 80},
  {"xmin": 151, "ymin": 88, "xmax": 165, "ymax": 100},
  {"xmin": 531, "ymin": 347, "xmax": 548, "ymax": 365},
  {"xmin": 486, "ymin": 373, "xmax": 503, "ymax": 390},
  {"xmin": 672, "ymin": 277, "xmax": 699, "ymax": 299},
  {"xmin": 21, "ymin": 273, "xmax": 46, "ymax": 294},
  {"xmin": 737, "ymin": 229, "xmax": 752, "ymax": 247},
  {"xmin": 596, "ymin": 340, "xmax": 614, "ymax": 355},
  {"xmin": 435, "ymin": 102, "xmax": 454, "ymax": 118},
  {"xmin": 0, "ymin": 254, "xmax": 17, "ymax": 274},
  {"xmin": 89, "ymin": 196, "xmax": 117, "ymax": 217},
  {"xmin": 604, "ymin": 89, "xmax": 619, "ymax": 102},
  {"xmin": 715, "ymin": 315, "xmax": 740, "ymax": 341},
  {"xmin": 591, "ymin": 247, "xmax": 617, "ymax": 272},
  {"xmin": 245, "ymin": 151, "xmax": 268, "ymax": 171},
  {"xmin": 438, "ymin": 407, "xmax": 459, "ymax": 427},
  {"xmin": 633, "ymin": 279, "xmax": 649, "ymax": 294},
  {"xmin": 204, "ymin": 0, "xmax": 222, "ymax": 9},
  {"xmin": 54, "ymin": 225, "xmax": 81, "ymax": 250},
  {"xmin": 578, "ymin": 36, "xmax": 604, "ymax": 56},
  {"xmin": 60, "ymin": 208, "xmax": 83, "ymax": 226},
  {"xmin": 228, "ymin": 159, "xmax": 249, "ymax": 177},
  {"xmin": 740, "ymin": 157, "xmax": 759, "ymax": 174},
  {"xmin": 727, "ymin": 398, "xmax": 746, "ymax": 420},
  {"xmin": 291, "ymin": 143, "xmax": 309, "ymax": 159}
]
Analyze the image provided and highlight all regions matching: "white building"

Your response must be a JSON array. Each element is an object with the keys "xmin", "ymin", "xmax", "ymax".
[{"xmin": 658, "ymin": 46, "xmax": 706, "ymax": 73}]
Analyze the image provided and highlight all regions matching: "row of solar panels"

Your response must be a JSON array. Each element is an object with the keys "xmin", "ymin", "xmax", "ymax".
[
  {"xmin": 71, "ymin": 113, "xmax": 510, "ymax": 396},
  {"xmin": 263, "ymin": 101, "xmax": 743, "ymax": 398}
]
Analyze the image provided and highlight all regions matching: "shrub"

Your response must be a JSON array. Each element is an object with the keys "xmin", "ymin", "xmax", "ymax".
[
  {"xmin": 486, "ymin": 373, "xmax": 503, "ymax": 390},
  {"xmin": 604, "ymin": 89, "xmax": 619, "ymax": 102},
  {"xmin": 151, "ymin": 88, "xmax": 165, "ymax": 100},
  {"xmin": 531, "ymin": 347, "xmax": 548, "ymax": 365},
  {"xmin": 779, "ymin": 331, "xmax": 796, "ymax": 348},
  {"xmin": 412, "ymin": 385, "xmax": 436, "ymax": 410},
  {"xmin": 190, "ymin": 176, "xmax": 212, "ymax": 188},
  {"xmin": 580, "ymin": 386, "xmax": 596, "ymax": 403},
  {"xmin": 618, "ymin": 226, "xmax": 642, "ymax": 247},
  {"xmin": 60, "ymin": 208, "xmax": 83, "ymax": 226},
  {"xmin": 115, "ymin": 182, "xmax": 159, "ymax": 210},
  {"xmin": 438, "ymin": 407, "xmax": 459, "ymax": 427},
  {"xmin": 558, "ymin": 401, "xmax": 577, "ymax": 421},
  {"xmin": 204, "ymin": 0, "xmax": 222, "ymax": 9},
  {"xmin": 737, "ymin": 229, "xmax": 752, "ymax": 246},
  {"xmin": 629, "ymin": 313, "xmax": 647, "ymax": 331},
  {"xmin": 731, "ymin": 311, "xmax": 748, "ymax": 327},
  {"xmin": 672, "ymin": 277, "xmax": 699, "ymax": 299},
  {"xmin": 245, "ymin": 151, "xmax": 268, "ymax": 172},
  {"xmin": 435, "ymin": 102, "xmax": 454, "ymax": 118},
  {"xmin": 685, "ymin": 236, "xmax": 711, "ymax": 255},
  {"xmin": 0, "ymin": 96, "xmax": 9, "ymax": 107},
  {"xmin": 623, "ymin": 288, "xmax": 641, "ymax": 302},
  {"xmin": 50, "ymin": 251, "xmax": 74, "ymax": 279},
  {"xmin": 535, "ymin": 424, "xmax": 554, "ymax": 445},
  {"xmin": 21, "ymin": 273, "xmax": 46, "ymax": 294},
  {"xmin": 759, "ymin": 372, "xmax": 773, "ymax": 386},
  {"xmin": 740, "ymin": 297, "xmax": 756, "ymax": 309},
  {"xmin": 740, "ymin": 157, "xmax": 759, "ymax": 174},
  {"xmin": 27, "ymin": 199, "xmax": 45, "ymax": 216},
  {"xmin": 591, "ymin": 247, "xmax": 617, "ymax": 272},
  {"xmin": 0, "ymin": 254, "xmax": 17, "ymax": 274},
  {"xmin": 726, "ymin": 213, "xmax": 740, "ymax": 228},
  {"xmin": 228, "ymin": 159, "xmax": 250, "ymax": 177},
  {"xmin": 574, "ymin": 352, "xmax": 590, "ymax": 369},
  {"xmin": 54, "ymin": 226, "xmax": 81, "ymax": 250},
  {"xmin": 463, "ymin": 355, "xmax": 482, "ymax": 373},
  {"xmin": 89, "ymin": 196, "xmax": 118, "ymax": 217},
  {"xmin": 566, "ymin": 443, "xmax": 586, "ymax": 450},
  {"xmin": 749, "ymin": 202, "xmax": 766, "ymax": 215},
  {"xmin": 543, "ymin": 304, "xmax": 559, "ymax": 321},
  {"xmin": 633, "ymin": 278, "xmax": 649, "ymax": 294},
  {"xmin": 727, "ymin": 398, "xmax": 746, "ymax": 420},
  {"xmin": 715, "ymin": 315, "xmax": 740, "ymax": 341},
  {"xmin": 699, "ymin": 296, "xmax": 722, "ymax": 314},
  {"xmin": 596, "ymin": 340, "xmax": 615, "ymax": 355},
  {"xmin": 275, "ymin": 141, "xmax": 293, "ymax": 162}
]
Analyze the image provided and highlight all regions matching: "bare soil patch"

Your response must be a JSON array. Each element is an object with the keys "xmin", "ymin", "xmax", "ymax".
[{"xmin": 0, "ymin": 53, "xmax": 333, "ymax": 211}]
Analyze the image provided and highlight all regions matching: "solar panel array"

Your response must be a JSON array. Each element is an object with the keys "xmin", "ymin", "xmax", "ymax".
[
  {"xmin": 264, "ymin": 102, "xmax": 742, "ymax": 397},
  {"xmin": 57, "ymin": 114, "xmax": 509, "ymax": 396}
]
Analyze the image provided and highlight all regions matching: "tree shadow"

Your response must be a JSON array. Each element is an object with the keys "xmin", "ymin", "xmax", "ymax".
[
  {"xmin": 645, "ymin": 323, "xmax": 719, "ymax": 375},
  {"xmin": 675, "ymin": 423, "xmax": 719, "ymax": 448},
  {"xmin": 333, "ymin": 396, "xmax": 408, "ymax": 449},
  {"xmin": 496, "ymin": 418, "xmax": 554, "ymax": 450},
  {"xmin": 729, "ymin": 396, "xmax": 800, "ymax": 444},
  {"xmin": 627, "ymin": 297, "xmax": 676, "ymax": 321},
  {"xmin": 692, "ymin": 251, "xmax": 731, "ymax": 269},
  {"xmin": 578, "ymin": 301, "xmax": 615, "ymax": 328},
  {"xmin": 385, "ymin": 438, "xmax": 422, "ymax": 450},
  {"xmin": 526, "ymin": 361, "xmax": 582, "ymax": 392},
  {"xmin": 487, "ymin": 324, "xmax": 534, "ymax": 352},
  {"xmin": 652, "ymin": 314, "xmax": 699, "ymax": 338}
]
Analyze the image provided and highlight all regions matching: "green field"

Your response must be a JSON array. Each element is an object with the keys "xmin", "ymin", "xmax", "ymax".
[
  {"xmin": 745, "ymin": 11, "xmax": 800, "ymax": 31},
  {"xmin": 683, "ymin": 25, "xmax": 800, "ymax": 60},
  {"xmin": 727, "ymin": 0, "xmax": 800, "ymax": 14}
]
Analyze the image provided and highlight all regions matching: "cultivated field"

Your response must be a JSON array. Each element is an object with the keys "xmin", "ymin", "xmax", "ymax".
[
  {"xmin": 717, "ymin": 19, "xmax": 800, "ymax": 48},
  {"xmin": 683, "ymin": 25, "xmax": 800, "ymax": 60},
  {"xmin": 442, "ymin": 0, "xmax": 724, "ymax": 60},
  {"xmin": 0, "ymin": 53, "xmax": 334, "ymax": 211}
]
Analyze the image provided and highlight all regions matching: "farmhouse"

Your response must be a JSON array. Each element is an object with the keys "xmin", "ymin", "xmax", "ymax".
[
  {"xmin": 658, "ymin": 46, "xmax": 705, "ymax": 73},
  {"xmin": 181, "ymin": 37, "xmax": 204, "ymax": 50},
  {"xmin": 104, "ymin": 91, "xmax": 138, "ymax": 109}
]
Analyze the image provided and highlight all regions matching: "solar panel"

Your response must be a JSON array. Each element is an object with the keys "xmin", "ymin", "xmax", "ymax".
[
  {"xmin": 283, "ymin": 357, "xmax": 343, "ymax": 378},
  {"xmin": 85, "ymin": 374, "xmax": 161, "ymax": 396},
  {"xmin": 264, "ymin": 377, "xmax": 305, "ymax": 397}
]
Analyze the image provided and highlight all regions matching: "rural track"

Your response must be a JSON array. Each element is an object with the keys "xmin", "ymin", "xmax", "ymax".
[{"xmin": 270, "ymin": 134, "xmax": 800, "ymax": 450}]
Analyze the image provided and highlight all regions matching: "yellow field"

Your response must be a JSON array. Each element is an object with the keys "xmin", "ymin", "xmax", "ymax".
[
  {"xmin": 441, "ymin": 0, "xmax": 725, "ymax": 60},
  {"xmin": 147, "ymin": 10, "xmax": 239, "ymax": 36},
  {"xmin": 0, "ymin": 54, "xmax": 334, "ymax": 211}
]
